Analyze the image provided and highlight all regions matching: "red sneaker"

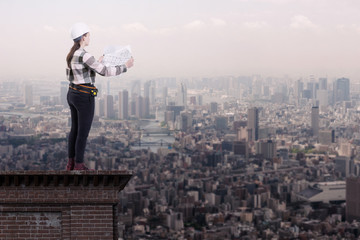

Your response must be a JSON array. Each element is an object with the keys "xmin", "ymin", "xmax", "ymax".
[
  {"xmin": 74, "ymin": 163, "xmax": 94, "ymax": 171},
  {"xmin": 66, "ymin": 158, "xmax": 75, "ymax": 171}
]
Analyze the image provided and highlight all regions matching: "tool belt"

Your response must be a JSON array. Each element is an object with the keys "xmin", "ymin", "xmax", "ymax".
[{"xmin": 69, "ymin": 83, "xmax": 98, "ymax": 97}]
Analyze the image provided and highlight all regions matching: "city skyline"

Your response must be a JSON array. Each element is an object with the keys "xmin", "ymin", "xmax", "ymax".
[{"xmin": 1, "ymin": 0, "xmax": 360, "ymax": 81}]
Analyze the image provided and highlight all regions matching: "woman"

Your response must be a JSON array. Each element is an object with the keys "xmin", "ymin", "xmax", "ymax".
[{"xmin": 65, "ymin": 22, "xmax": 134, "ymax": 170}]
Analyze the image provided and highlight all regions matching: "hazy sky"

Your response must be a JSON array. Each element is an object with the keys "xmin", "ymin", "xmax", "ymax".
[{"xmin": 1, "ymin": 0, "xmax": 360, "ymax": 81}]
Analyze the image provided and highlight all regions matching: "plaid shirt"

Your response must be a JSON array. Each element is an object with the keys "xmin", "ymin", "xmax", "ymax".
[{"xmin": 66, "ymin": 48, "xmax": 127, "ymax": 84}]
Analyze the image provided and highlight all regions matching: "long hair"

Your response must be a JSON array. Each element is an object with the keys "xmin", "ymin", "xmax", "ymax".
[{"xmin": 66, "ymin": 33, "xmax": 87, "ymax": 68}]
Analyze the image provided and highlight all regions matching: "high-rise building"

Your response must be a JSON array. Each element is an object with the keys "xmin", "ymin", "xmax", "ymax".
[
  {"xmin": 197, "ymin": 95, "xmax": 203, "ymax": 106},
  {"xmin": 311, "ymin": 106, "xmax": 319, "ymax": 136},
  {"xmin": 136, "ymin": 96, "xmax": 144, "ymax": 119},
  {"xmin": 24, "ymin": 84, "xmax": 33, "ymax": 106},
  {"xmin": 319, "ymin": 130, "xmax": 335, "ymax": 145},
  {"xmin": 247, "ymin": 107, "xmax": 259, "ymax": 141},
  {"xmin": 163, "ymin": 87, "xmax": 168, "ymax": 106},
  {"xmin": 177, "ymin": 83, "xmax": 187, "ymax": 107},
  {"xmin": 144, "ymin": 97, "xmax": 150, "ymax": 118},
  {"xmin": 104, "ymin": 95, "xmax": 115, "ymax": 119},
  {"xmin": 335, "ymin": 156, "xmax": 354, "ymax": 178},
  {"xmin": 334, "ymin": 78, "xmax": 350, "ymax": 103},
  {"xmin": 166, "ymin": 105, "xmax": 185, "ymax": 122},
  {"xmin": 233, "ymin": 141, "xmax": 249, "ymax": 158},
  {"xmin": 95, "ymin": 98, "xmax": 104, "ymax": 117},
  {"xmin": 130, "ymin": 100, "xmax": 136, "ymax": 116},
  {"xmin": 60, "ymin": 81, "xmax": 68, "ymax": 107},
  {"xmin": 255, "ymin": 140, "xmax": 276, "ymax": 159},
  {"xmin": 118, "ymin": 90, "xmax": 129, "ymax": 120},
  {"xmin": 180, "ymin": 111, "xmax": 192, "ymax": 132},
  {"xmin": 346, "ymin": 177, "xmax": 360, "ymax": 222},
  {"xmin": 210, "ymin": 102, "xmax": 218, "ymax": 113},
  {"xmin": 295, "ymin": 79, "xmax": 304, "ymax": 102}
]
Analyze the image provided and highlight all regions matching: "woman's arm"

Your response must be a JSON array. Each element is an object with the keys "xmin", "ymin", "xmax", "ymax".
[{"xmin": 82, "ymin": 52, "xmax": 127, "ymax": 77}]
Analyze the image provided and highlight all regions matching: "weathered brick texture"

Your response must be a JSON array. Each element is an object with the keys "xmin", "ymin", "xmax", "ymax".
[{"xmin": 0, "ymin": 171, "xmax": 132, "ymax": 240}]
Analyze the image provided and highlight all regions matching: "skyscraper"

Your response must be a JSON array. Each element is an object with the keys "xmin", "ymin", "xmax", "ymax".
[
  {"xmin": 95, "ymin": 98, "xmax": 104, "ymax": 117},
  {"xmin": 60, "ymin": 81, "xmax": 68, "ymax": 107},
  {"xmin": 247, "ymin": 107, "xmax": 259, "ymax": 141},
  {"xmin": 346, "ymin": 177, "xmax": 360, "ymax": 222},
  {"xmin": 24, "ymin": 84, "xmax": 33, "ymax": 106},
  {"xmin": 334, "ymin": 77, "xmax": 350, "ymax": 103},
  {"xmin": 311, "ymin": 106, "xmax": 319, "ymax": 136},
  {"xmin": 118, "ymin": 90, "xmax": 129, "ymax": 120},
  {"xmin": 104, "ymin": 95, "xmax": 115, "ymax": 119},
  {"xmin": 197, "ymin": 95, "xmax": 203, "ymax": 106},
  {"xmin": 177, "ymin": 83, "xmax": 187, "ymax": 107},
  {"xmin": 163, "ymin": 87, "xmax": 168, "ymax": 106},
  {"xmin": 136, "ymin": 95, "xmax": 144, "ymax": 119},
  {"xmin": 210, "ymin": 102, "xmax": 218, "ymax": 113}
]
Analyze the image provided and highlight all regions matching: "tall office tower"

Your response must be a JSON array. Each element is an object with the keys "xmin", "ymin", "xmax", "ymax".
[
  {"xmin": 135, "ymin": 96, "xmax": 144, "ymax": 119},
  {"xmin": 24, "ymin": 84, "xmax": 33, "ymax": 106},
  {"xmin": 163, "ymin": 87, "xmax": 168, "ymax": 106},
  {"xmin": 95, "ymin": 98, "xmax": 104, "ymax": 117},
  {"xmin": 295, "ymin": 79, "xmax": 304, "ymax": 100},
  {"xmin": 307, "ymin": 82, "xmax": 314, "ymax": 99},
  {"xmin": 130, "ymin": 100, "xmax": 136, "ymax": 116},
  {"xmin": 210, "ymin": 102, "xmax": 218, "ymax": 113},
  {"xmin": 60, "ymin": 81, "xmax": 68, "ymax": 107},
  {"xmin": 197, "ymin": 95, "xmax": 203, "ymax": 106},
  {"xmin": 104, "ymin": 95, "xmax": 115, "ymax": 119},
  {"xmin": 319, "ymin": 78, "xmax": 327, "ymax": 90},
  {"xmin": 334, "ymin": 77, "xmax": 350, "ymax": 103},
  {"xmin": 118, "ymin": 90, "xmax": 129, "ymax": 120},
  {"xmin": 150, "ymin": 84, "xmax": 156, "ymax": 106},
  {"xmin": 177, "ymin": 82, "xmax": 187, "ymax": 107},
  {"xmin": 346, "ymin": 177, "xmax": 360, "ymax": 222},
  {"xmin": 311, "ymin": 106, "xmax": 319, "ymax": 136},
  {"xmin": 180, "ymin": 111, "xmax": 192, "ymax": 132},
  {"xmin": 144, "ymin": 97, "xmax": 150, "ymax": 118},
  {"xmin": 335, "ymin": 156, "xmax": 353, "ymax": 178},
  {"xmin": 247, "ymin": 107, "xmax": 259, "ymax": 141}
]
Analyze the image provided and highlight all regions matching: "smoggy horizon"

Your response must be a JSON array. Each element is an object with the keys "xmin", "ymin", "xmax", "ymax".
[{"xmin": 1, "ymin": 0, "xmax": 360, "ymax": 82}]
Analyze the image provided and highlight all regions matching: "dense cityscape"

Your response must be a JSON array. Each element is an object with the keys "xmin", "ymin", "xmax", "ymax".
[{"xmin": 1, "ymin": 75, "xmax": 360, "ymax": 239}]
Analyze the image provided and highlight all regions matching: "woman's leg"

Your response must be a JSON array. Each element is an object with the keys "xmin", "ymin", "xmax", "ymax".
[
  {"xmin": 67, "ymin": 90, "xmax": 78, "ymax": 159},
  {"xmin": 73, "ymin": 94, "xmax": 95, "ymax": 163}
]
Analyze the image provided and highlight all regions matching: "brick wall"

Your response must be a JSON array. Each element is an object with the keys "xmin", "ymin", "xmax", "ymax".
[{"xmin": 0, "ymin": 171, "xmax": 132, "ymax": 240}]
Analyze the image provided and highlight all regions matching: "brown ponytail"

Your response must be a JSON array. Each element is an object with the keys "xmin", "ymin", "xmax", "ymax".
[{"xmin": 66, "ymin": 41, "xmax": 81, "ymax": 68}]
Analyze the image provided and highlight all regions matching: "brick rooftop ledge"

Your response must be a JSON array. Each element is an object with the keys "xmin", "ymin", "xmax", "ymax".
[
  {"xmin": 0, "ymin": 170, "xmax": 133, "ymax": 204},
  {"xmin": 0, "ymin": 170, "xmax": 133, "ymax": 239}
]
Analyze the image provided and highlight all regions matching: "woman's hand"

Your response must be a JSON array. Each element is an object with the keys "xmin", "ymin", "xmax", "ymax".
[
  {"xmin": 98, "ymin": 55, "xmax": 104, "ymax": 62},
  {"xmin": 125, "ymin": 57, "xmax": 134, "ymax": 69}
]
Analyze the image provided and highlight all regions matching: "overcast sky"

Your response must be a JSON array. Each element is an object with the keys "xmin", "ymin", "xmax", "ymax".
[{"xmin": 1, "ymin": 0, "xmax": 360, "ymax": 81}]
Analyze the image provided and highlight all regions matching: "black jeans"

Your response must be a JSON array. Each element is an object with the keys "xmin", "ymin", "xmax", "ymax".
[{"xmin": 67, "ymin": 88, "xmax": 95, "ymax": 163}]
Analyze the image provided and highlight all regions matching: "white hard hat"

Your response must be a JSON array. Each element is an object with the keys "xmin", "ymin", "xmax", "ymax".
[{"xmin": 70, "ymin": 22, "xmax": 90, "ymax": 40}]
